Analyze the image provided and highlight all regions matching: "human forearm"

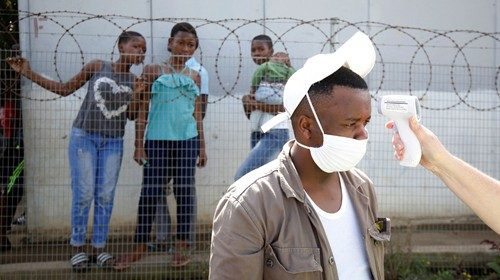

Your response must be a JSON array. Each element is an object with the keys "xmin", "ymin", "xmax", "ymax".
[
  {"xmin": 390, "ymin": 117, "xmax": 500, "ymax": 234},
  {"xmin": 197, "ymin": 120, "xmax": 205, "ymax": 149},
  {"xmin": 200, "ymin": 94, "xmax": 208, "ymax": 120},
  {"xmin": 195, "ymin": 97, "xmax": 207, "ymax": 167},
  {"xmin": 133, "ymin": 69, "xmax": 155, "ymax": 149},
  {"xmin": 127, "ymin": 98, "xmax": 141, "ymax": 120},
  {"xmin": 195, "ymin": 99, "xmax": 205, "ymax": 144},
  {"xmin": 255, "ymin": 101, "xmax": 284, "ymax": 114},
  {"xmin": 128, "ymin": 77, "xmax": 147, "ymax": 120},
  {"xmin": 430, "ymin": 152, "xmax": 500, "ymax": 234},
  {"xmin": 133, "ymin": 114, "xmax": 147, "ymax": 165},
  {"xmin": 22, "ymin": 68, "xmax": 76, "ymax": 96},
  {"xmin": 17, "ymin": 59, "xmax": 98, "ymax": 96},
  {"xmin": 134, "ymin": 122, "xmax": 146, "ymax": 148},
  {"xmin": 127, "ymin": 91, "xmax": 144, "ymax": 120},
  {"xmin": 134, "ymin": 105, "xmax": 148, "ymax": 149}
]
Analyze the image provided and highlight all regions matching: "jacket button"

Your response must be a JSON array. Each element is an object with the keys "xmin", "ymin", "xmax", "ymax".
[
  {"xmin": 329, "ymin": 256, "xmax": 335, "ymax": 265},
  {"xmin": 266, "ymin": 258, "xmax": 274, "ymax": 268}
]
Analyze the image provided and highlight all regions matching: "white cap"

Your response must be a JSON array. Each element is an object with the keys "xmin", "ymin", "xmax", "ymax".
[{"xmin": 261, "ymin": 31, "xmax": 376, "ymax": 133}]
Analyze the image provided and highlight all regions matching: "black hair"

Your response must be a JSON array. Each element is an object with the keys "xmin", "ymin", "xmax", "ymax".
[
  {"xmin": 309, "ymin": 66, "xmax": 368, "ymax": 94},
  {"xmin": 292, "ymin": 66, "xmax": 368, "ymax": 118},
  {"xmin": 170, "ymin": 22, "xmax": 199, "ymax": 49},
  {"xmin": 118, "ymin": 30, "xmax": 144, "ymax": 45},
  {"xmin": 252, "ymin": 34, "xmax": 273, "ymax": 49}
]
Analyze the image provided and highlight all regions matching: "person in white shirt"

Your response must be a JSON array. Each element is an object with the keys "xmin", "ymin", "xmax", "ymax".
[{"xmin": 186, "ymin": 57, "xmax": 210, "ymax": 119}]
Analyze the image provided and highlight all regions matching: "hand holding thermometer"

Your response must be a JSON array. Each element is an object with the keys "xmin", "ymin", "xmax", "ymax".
[{"xmin": 378, "ymin": 95, "xmax": 422, "ymax": 167}]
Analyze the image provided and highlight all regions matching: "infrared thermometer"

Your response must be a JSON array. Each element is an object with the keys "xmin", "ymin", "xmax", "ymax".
[{"xmin": 378, "ymin": 95, "xmax": 422, "ymax": 167}]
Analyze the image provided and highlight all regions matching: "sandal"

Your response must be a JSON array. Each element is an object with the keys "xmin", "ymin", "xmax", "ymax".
[
  {"xmin": 95, "ymin": 252, "xmax": 115, "ymax": 268},
  {"xmin": 113, "ymin": 244, "xmax": 147, "ymax": 271},
  {"xmin": 70, "ymin": 252, "xmax": 89, "ymax": 273},
  {"xmin": 171, "ymin": 241, "xmax": 191, "ymax": 268}
]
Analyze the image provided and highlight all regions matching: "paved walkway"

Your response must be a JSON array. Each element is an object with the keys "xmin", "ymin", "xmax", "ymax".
[{"xmin": 0, "ymin": 221, "xmax": 498, "ymax": 279}]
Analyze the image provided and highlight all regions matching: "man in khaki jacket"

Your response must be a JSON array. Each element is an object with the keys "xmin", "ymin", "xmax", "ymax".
[{"xmin": 210, "ymin": 32, "xmax": 390, "ymax": 280}]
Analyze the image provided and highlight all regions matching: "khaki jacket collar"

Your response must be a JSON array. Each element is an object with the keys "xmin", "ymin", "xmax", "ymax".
[{"xmin": 276, "ymin": 140, "xmax": 371, "ymax": 230}]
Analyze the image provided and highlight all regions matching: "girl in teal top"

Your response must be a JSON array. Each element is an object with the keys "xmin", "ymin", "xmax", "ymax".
[
  {"xmin": 115, "ymin": 22, "xmax": 206, "ymax": 270},
  {"xmin": 146, "ymin": 68, "xmax": 200, "ymax": 140}
]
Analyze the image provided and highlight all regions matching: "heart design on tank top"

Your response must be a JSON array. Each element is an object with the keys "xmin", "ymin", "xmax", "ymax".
[{"xmin": 93, "ymin": 77, "xmax": 132, "ymax": 119}]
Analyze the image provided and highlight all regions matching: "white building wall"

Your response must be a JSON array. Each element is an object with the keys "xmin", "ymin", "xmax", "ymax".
[{"xmin": 16, "ymin": 0, "xmax": 499, "ymax": 234}]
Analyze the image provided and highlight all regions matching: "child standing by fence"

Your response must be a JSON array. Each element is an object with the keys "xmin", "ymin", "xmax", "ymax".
[
  {"xmin": 152, "ymin": 54, "xmax": 210, "ymax": 253},
  {"xmin": 236, "ymin": 49, "xmax": 293, "ymax": 180},
  {"xmin": 115, "ymin": 22, "xmax": 206, "ymax": 270},
  {"xmin": 241, "ymin": 34, "xmax": 275, "ymax": 148},
  {"xmin": 6, "ymin": 31, "xmax": 147, "ymax": 271}
]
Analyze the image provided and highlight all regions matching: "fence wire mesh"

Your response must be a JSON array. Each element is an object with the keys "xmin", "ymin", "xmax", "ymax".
[{"xmin": 0, "ymin": 9, "xmax": 498, "ymax": 280}]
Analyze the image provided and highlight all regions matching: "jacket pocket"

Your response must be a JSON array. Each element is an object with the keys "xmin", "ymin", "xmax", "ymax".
[
  {"xmin": 368, "ymin": 218, "xmax": 391, "ymax": 242},
  {"xmin": 367, "ymin": 218, "xmax": 391, "ymax": 280},
  {"xmin": 263, "ymin": 244, "xmax": 323, "ymax": 279}
]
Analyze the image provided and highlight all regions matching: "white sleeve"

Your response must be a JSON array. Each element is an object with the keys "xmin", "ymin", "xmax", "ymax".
[
  {"xmin": 198, "ymin": 66, "xmax": 210, "ymax": 95},
  {"xmin": 186, "ymin": 58, "xmax": 209, "ymax": 95}
]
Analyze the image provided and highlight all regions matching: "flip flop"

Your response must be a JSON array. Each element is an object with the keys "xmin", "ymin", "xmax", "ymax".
[
  {"xmin": 95, "ymin": 252, "xmax": 115, "ymax": 268},
  {"xmin": 70, "ymin": 252, "xmax": 89, "ymax": 273}
]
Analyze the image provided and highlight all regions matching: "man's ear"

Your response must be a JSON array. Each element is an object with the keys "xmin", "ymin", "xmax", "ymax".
[
  {"xmin": 295, "ymin": 115, "xmax": 314, "ymax": 142},
  {"xmin": 295, "ymin": 114, "xmax": 324, "ymax": 147},
  {"xmin": 117, "ymin": 43, "xmax": 123, "ymax": 53}
]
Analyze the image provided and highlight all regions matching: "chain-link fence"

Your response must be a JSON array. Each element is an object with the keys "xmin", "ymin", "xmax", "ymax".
[{"xmin": 0, "ymin": 10, "xmax": 498, "ymax": 279}]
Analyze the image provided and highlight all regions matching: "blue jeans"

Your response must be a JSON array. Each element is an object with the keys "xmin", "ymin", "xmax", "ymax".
[
  {"xmin": 250, "ymin": 131, "xmax": 263, "ymax": 149},
  {"xmin": 235, "ymin": 129, "xmax": 289, "ymax": 181},
  {"xmin": 134, "ymin": 138, "xmax": 198, "ymax": 244},
  {"xmin": 68, "ymin": 127, "xmax": 123, "ymax": 248}
]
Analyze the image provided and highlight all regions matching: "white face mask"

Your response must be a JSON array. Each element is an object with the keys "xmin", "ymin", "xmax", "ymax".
[{"xmin": 296, "ymin": 93, "xmax": 368, "ymax": 173}]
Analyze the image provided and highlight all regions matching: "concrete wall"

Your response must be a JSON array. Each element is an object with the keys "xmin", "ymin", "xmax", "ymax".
[{"xmin": 16, "ymin": 0, "xmax": 500, "ymax": 234}]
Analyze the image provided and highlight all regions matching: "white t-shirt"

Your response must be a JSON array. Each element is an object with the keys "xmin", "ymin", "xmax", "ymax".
[
  {"xmin": 305, "ymin": 176, "xmax": 371, "ymax": 280},
  {"xmin": 185, "ymin": 57, "xmax": 209, "ymax": 95}
]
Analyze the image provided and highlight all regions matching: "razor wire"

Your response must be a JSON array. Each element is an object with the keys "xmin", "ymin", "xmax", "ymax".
[{"xmin": 0, "ymin": 10, "xmax": 499, "ymax": 111}]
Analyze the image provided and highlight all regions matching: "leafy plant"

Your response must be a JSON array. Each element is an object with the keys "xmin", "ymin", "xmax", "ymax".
[
  {"xmin": 0, "ymin": 1, "xmax": 19, "ymax": 49},
  {"xmin": 486, "ymin": 256, "xmax": 500, "ymax": 275},
  {"xmin": 482, "ymin": 240, "xmax": 500, "ymax": 279}
]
